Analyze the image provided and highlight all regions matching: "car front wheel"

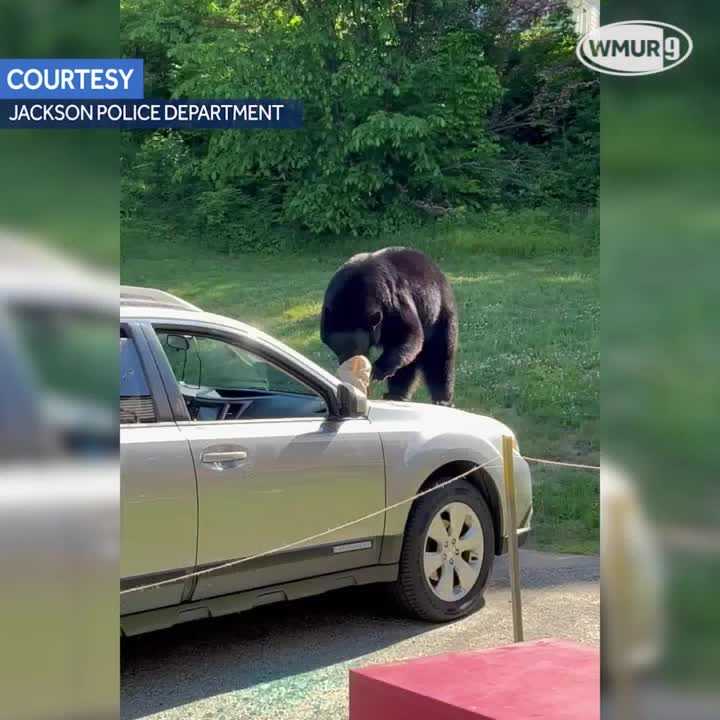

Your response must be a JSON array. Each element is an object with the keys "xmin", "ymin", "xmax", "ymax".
[{"xmin": 392, "ymin": 479, "xmax": 495, "ymax": 622}]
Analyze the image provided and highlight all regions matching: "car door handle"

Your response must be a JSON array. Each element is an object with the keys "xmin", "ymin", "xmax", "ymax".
[{"xmin": 201, "ymin": 450, "xmax": 248, "ymax": 464}]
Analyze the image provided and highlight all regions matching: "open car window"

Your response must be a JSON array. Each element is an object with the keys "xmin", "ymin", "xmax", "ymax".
[{"xmin": 155, "ymin": 330, "xmax": 328, "ymax": 421}]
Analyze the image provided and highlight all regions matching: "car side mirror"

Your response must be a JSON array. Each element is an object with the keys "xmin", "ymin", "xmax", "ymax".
[
  {"xmin": 165, "ymin": 334, "xmax": 190, "ymax": 351},
  {"xmin": 337, "ymin": 382, "xmax": 368, "ymax": 418}
]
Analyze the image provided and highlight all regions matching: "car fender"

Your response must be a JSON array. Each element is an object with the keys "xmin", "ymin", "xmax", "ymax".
[{"xmin": 377, "ymin": 426, "xmax": 508, "ymax": 563}]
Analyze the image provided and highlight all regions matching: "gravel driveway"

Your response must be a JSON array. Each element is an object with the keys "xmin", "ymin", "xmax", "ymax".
[{"xmin": 121, "ymin": 550, "xmax": 599, "ymax": 720}]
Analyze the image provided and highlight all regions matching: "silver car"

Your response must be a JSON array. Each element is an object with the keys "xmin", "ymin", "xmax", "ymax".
[{"xmin": 120, "ymin": 286, "xmax": 532, "ymax": 635}]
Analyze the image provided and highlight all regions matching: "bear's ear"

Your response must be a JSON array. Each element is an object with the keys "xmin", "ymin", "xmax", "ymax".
[{"xmin": 369, "ymin": 310, "xmax": 382, "ymax": 329}]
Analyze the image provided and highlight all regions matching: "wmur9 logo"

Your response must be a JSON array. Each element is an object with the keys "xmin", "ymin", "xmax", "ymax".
[{"xmin": 577, "ymin": 21, "xmax": 693, "ymax": 76}]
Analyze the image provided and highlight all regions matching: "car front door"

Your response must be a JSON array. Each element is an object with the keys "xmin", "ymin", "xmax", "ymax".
[
  {"xmin": 120, "ymin": 324, "xmax": 198, "ymax": 615},
  {"xmin": 148, "ymin": 323, "xmax": 386, "ymax": 601}
]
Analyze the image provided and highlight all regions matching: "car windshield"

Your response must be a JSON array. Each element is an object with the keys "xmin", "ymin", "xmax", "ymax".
[
  {"xmin": 7, "ymin": 304, "xmax": 117, "ymax": 452},
  {"xmin": 10, "ymin": 305, "xmax": 116, "ymax": 404}
]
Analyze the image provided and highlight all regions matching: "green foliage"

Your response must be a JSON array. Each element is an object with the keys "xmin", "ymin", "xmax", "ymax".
[
  {"xmin": 492, "ymin": 6, "xmax": 600, "ymax": 207},
  {"xmin": 121, "ymin": 0, "xmax": 598, "ymax": 249},
  {"xmin": 434, "ymin": 207, "xmax": 598, "ymax": 257}
]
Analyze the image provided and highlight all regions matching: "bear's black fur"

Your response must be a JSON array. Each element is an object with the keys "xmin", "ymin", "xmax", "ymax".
[{"xmin": 321, "ymin": 247, "xmax": 457, "ymax": 404}]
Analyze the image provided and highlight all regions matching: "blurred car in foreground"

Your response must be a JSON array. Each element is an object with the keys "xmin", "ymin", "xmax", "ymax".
[
  {"xmin": 0, "ymin": 235, "xmax": 117, "ymax": 720},
  {"xmin": 602, "ymin": 462, "xmax": 663, "ymax": 675}
]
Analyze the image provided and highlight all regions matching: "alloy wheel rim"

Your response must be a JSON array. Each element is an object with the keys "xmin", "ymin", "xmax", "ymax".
[{"xmin": 423, "ymin": 501, "xmax": 483, "ymax": 602}]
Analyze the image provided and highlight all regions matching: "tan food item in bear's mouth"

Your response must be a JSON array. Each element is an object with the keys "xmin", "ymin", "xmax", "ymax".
[{"xmin": 336, "ymin": 355, "xmax": 371, "ymax": 395}]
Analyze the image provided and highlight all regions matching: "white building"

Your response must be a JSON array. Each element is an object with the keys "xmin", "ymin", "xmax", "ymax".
[{"xmin": 569, "ymin": 0, "xmax": 600, "ymax": 35}]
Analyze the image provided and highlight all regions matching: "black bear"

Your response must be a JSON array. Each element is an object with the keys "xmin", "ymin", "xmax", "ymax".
[{"xmin": 321, "ymin": 247, "xmax": 457, "ymax": 405}]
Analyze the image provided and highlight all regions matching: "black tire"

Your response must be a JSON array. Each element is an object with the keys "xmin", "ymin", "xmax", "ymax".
[{"xmin": 391, "ymin": 479, "xmax": 495, "ymax": 622}]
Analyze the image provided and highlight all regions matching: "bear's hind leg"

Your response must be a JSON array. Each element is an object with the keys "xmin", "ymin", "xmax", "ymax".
[
  {"xmin": 383, "ymin": 359, "xmax": 420, "ymax": 401},
  {"xmin": 421, "ymin": 314, "xmax": 457, "ymax": 406}
]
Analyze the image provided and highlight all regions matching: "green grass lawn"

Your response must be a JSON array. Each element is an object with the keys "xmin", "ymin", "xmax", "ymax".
[{"xmin": 122, "ymin": 225, "xmax": 599, "ymax": 554}]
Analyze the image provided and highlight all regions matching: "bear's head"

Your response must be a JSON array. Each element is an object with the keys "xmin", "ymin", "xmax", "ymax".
[
  {"xmin": 321, "ymin": 258, "xmax": 389, "ymax": 363},
  {"xmin": 321, "ymin": 302, "xmax": 382, "ymax": 364}
]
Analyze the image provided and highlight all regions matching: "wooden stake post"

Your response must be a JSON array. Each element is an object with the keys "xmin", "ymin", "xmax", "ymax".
[{"xmin": 502, "ymin": 435, "xmax": 524, "ymax": 642}]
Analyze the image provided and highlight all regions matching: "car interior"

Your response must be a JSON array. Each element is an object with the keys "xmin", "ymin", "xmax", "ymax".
[{"xmin": 156, "ymin": 331, "xmax": 328, "ymax": 421}]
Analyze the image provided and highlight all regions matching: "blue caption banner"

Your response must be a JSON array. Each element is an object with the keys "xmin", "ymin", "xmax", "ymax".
[
  {"xmin": 0, "ymin": 59, "xmax": 144, "ymax": 99},
  {"xmin": 0, "ymin": 100, "xmax": 303, "ymax": 129}
]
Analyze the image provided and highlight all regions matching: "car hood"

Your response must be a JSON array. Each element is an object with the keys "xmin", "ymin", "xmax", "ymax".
[{"xmin": 367, "ymin": 399, "xmax": 516, "ymax": 451}]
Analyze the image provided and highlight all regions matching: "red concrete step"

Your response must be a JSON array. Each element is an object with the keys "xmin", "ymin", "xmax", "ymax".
[{"xmin": 350, "ymin": 639, "xmax": 599, "ymax": 720}]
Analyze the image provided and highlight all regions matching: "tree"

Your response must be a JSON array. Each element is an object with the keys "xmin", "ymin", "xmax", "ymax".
[{"xmin": 121, "ymin": 1, "xmax": 598, "ymax": 248}]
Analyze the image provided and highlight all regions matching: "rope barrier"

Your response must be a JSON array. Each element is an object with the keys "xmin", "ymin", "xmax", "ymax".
[
  {"xmin": 121, "ymin": 451, "xmax": 599, "ymax": 596},
  {"xmin": 523, "ymin": 456, "xmax": 600, "ymax": 471}
]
